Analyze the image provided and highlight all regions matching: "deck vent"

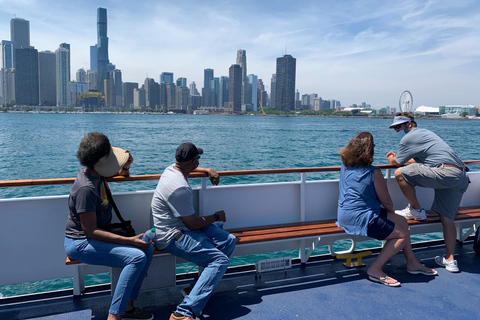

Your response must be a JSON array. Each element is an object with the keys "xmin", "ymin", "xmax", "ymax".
[{"xmin": 255, "ymin": 256, "xmax": 292, "ymax": 273}]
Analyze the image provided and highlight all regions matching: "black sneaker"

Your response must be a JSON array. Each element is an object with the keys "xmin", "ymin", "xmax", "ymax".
[{"xmin": 122, "ymin": 307, "xmax": 154, "ymax": 320}]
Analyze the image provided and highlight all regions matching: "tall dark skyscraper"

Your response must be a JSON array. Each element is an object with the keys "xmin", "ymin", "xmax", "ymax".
[
  {"xmin": 275, "ymin": 54, "xmax": 296, "ymax": 111},
  {"xmin": 14, "ymin": 47, "xmax": 39, "ymax": 105},
  {"xmin": 203, "ymin": 68, "xmax": 214, "ymax": 107},
  {"xmin": 228, "ymin": 64, "xmax": 242, "ymax": 113},
  {"xmin": 96, "ymin": 8, "xmax": 109, "ymax": 93},
  {"xmin": 10, "ymin": 18, "xmax": 30, "ymax": 49}
]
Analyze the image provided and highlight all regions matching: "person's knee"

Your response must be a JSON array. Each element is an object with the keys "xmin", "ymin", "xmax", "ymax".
[
  {"xmin": 227, "ymin": 234, "xmax": 237, "ymax": 249},
  {"xmin": 128, "ymin": 250, "xmax": 148, "ymax": 267},
  {"xmin": 394, "ymin": 169, "xmax": 403, "ymax": 181}
]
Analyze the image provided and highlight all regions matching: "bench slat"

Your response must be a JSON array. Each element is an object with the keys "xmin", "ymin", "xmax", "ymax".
[{"xmin": 66, "ymin": 206, "xmax": 480, "ymax": 265}]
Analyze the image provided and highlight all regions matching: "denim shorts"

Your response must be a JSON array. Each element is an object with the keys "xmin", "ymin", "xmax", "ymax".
[{"xmin": 367, "ymin": 208, "xmax": 395, "ymax": 240}]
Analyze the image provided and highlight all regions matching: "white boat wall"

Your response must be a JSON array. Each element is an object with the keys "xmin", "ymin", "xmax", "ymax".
[{"xmin": 1, "ymin": 165, "xmax": 479, "ymax": 294}]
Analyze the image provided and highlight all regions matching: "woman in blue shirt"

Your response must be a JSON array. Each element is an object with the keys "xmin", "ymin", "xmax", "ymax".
[{"xmin": 337, "ymin": 132, "xmax": 436, "ymax": 287}]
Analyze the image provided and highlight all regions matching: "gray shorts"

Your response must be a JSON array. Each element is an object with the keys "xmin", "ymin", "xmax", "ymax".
[{"xmin": 399, "ymin": 163, "xmax": 470, "ymax": 220}]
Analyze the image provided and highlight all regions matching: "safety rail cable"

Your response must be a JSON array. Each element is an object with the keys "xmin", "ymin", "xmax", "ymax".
[{"xmin": 1, "ymin": 160, "xmax": 479, "ymax": 188}]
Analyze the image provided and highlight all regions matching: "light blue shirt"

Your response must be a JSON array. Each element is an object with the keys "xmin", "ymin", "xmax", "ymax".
[{"xmin": 337, "ymin": 164, "xmax": 380, "ymax": 236}]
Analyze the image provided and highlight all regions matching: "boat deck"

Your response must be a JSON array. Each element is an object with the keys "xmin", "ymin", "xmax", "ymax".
[{"xmin": 1, "ymin": 239, "xmax": 479, "ymax": 320}]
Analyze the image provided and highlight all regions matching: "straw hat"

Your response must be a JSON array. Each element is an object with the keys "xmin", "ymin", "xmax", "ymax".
[{"xmin": 93, "ymin": 147, "xmax": 129, "ymax": 177}]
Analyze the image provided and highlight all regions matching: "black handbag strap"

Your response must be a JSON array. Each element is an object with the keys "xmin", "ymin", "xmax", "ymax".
[{"xmin": 103, "ymin": 180, "xmax": 126, "ymax": 223}]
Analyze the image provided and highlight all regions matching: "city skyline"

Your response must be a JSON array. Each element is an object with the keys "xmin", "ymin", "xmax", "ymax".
[{"xmin": 0, "ymin": 0, "xmax": 479, "ymax": 108}]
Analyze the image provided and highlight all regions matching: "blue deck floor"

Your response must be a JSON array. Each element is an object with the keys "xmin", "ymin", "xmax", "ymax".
[{"xmin": 2, "ymin": 240, "xmax": 479, "ymax": 320}]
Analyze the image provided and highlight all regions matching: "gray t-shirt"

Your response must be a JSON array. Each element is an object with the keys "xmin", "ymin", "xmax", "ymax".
[
  {"xmin": 150, "ymin": 164, "xmax": 195, "ymax": 249},
  {"xmin": 65, "ymin": 169, "xmax": 112, "ymax": 239},
  {"xmin": 396, "ymin": 128, "xmax": 466, "ymax": 168}
]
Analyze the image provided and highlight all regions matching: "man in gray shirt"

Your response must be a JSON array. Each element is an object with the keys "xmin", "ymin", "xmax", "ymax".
[
  {"xmin": 150, "ymin": 142, "xmax": 236, "ymax": 320},
  {"xmin": 386, "ymin": 112, "xmax": 469, "ymax": 273}
]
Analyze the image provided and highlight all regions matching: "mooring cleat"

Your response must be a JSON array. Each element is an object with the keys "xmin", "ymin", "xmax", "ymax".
[{"xmin": 336, "ymin": 251, "xmax": 372, "ymax": 267}]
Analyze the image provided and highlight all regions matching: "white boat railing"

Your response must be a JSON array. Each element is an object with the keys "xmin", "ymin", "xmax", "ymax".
[{"xmin": 1, "ymin": 162, "xmax": 479, "ymax": 293}]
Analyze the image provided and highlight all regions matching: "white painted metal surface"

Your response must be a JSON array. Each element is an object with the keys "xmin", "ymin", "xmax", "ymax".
[{"xmin": 1, "ymin": 171, "xmax": 479, "ymax": 292}]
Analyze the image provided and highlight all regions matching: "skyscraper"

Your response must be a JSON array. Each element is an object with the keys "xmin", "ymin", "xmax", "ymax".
[
  {"xmin": 219, "ymin": 76, "xmax": 229, "ymax": 108},
  {"xmin": 203, "ymin": 69, "xmax": 213, "ymax": 107},
  {"xmin": 270, "ymin": 74, "xmax": 276, "ymax": 108},
  {"xmin": 96, "ymin": 8, "xmax": 109, "ymax": 94},
  {"xmin": 56, "ymin": 45, "xmax": 70, "ymax": 106},
  {"xmin": 1, "ymin": 40, "xmax": 14, "ymax": 104},
  {"xmin": 275, "ymin": 54, "xmax": 296, "ymax": 111},
  {"xmin": 2, "ymin": 40, "xmax": 14, "ymax": 69},
  {"xmin": 228, "ymin": 64, "xmax": 242, "ymax": 113},
  {"xmin": 38, "ymin": 51, "xmax": 56, "ymax": 105},
  {"xmin": 90, "ymin": 45, "xmax": 97, "ymax": 71},
  {"xmin": 236, "ymin": 49, "xmax": 247, "ymax": 82},
  {"xmin": 123, "ymin": 82, "xmax": 138, "ymax": 109},
  {"xmin": 160, "ymin": 72, "xmax": 174, "ymax": 84},
  {"xmin": 76, "ymin": 68, "xmax": 87, "ymax": 82},
  {"xmin": 14, "ymin": 47, "xmax": 38, "ymax": 105},
  {"xmin": 247, "ymin": 74, "xmax": 258, "ymax": 111},
  {"xmin": 10, "ymin": 18, "xmax": 30, "ymax": 49},
  {"xmin": 189, "ymin": 82, "xmax": 199, "ymax": 96},
  {"xmin": 111, "ymin": 69, "xmax": 122, "ymax": 107}
]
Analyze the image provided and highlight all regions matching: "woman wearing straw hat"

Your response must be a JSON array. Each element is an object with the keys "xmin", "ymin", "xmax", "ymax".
[{"xmin": 64, "ymin": 132, "xmax": 154, "ymax": 320}]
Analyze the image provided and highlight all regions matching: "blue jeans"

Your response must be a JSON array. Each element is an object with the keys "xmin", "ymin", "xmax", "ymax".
[
  {"xmin": 64, "ymin": 237, "xmax": 154, "ymax": 315},
  {"xmin": 164, "ymin": 224, "xmax": 237, "ymax": 318}
]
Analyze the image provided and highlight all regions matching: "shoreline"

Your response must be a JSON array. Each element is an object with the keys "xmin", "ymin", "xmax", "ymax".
[{"xmin": 1, "ymin": 110, "xmax": 479, "ymax": 120}]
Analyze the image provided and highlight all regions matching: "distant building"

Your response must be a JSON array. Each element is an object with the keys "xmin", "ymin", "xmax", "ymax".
[
  {"xmin": 160, "ymin": 72, "xmax": 174, "ymax": 84},
  {"xmin": 144, "ymin": 78, "xmax": 159, "ymax": 109},
  {"xmin": 275, "ymin": 54, "xmax": 296, "ymax": 111},
  {"xmin": 219, "ymin": 76, "xmax": 229, "ymax": 109},
  {"xmin": 104, "ymin": 78, "xmax": 114, "ymax": 107},
  {"xmin": 257, "ymin": 78, "xmax": 267, "ymax": 109},
  {"xmin": 56, "ymin": 46, "xmax": 70, "ymax": 107},
  {"xmin": 133, "ymin": 87, "xmax": 145, "ymax": 109},
  {"xmin": 69, "ymin": 82, "xmax": 88, "ymax": 107},
  {"xmin": 236, "ymin": 49, "xmax": 247, "ymax": 82},
  {"xmin": 89, "ymin": 45, "xmax": 97, "ymax": 71},
  {"xmin": 203, "ymin": 68, "xmax": 214, "ymax": 107},
  {"xmin": 166, "ymin": 82, "xmax": 176, "ymax": 109},
  {"xmin": 270, "ymin": 74, "xmax": 276, "ymax": 108},
  {"xmin": 87, "ymin": 70, "xmax": 97, "ymax": 91},
  {"xmin": 2, "ymin": 40, "xmax": 14, "ymax": 69},
  {"xmin": 227, "ymin": 64, "xmax": 242, "ymax": 112},
  {"xmin": 14, "ymin": 47, "xmax": 38, "ymax": 105},
  {"xmin": 189, "ymin": 81, "xmax": 200, "ymax": 96},
  {"xmin": 210, "ymin": 77, "xmax": 219, "ymax": 107},
  {"xmin": 96, "ymin": 8, "xmax": 109, "ymax": 93},
  {"xmin": 176, "ymin": 77, "xmax": 187, "ymax": 87},
  {"xmin": 246, "ymin": 74, "xmax": 258, "ymax": 111},
  {"xmin": 38, "ymin": 51, "xmax": 56, "ymax": 105},
  {"xmin": 110, "ymin": 69, "xmax": 122, "ymax": 107},
  {"xmin": 123, "ymin": 82, "xmax": 138, "ymax": 109},
  {"xmin": 10, "ymin": 18, "xmax": 30, "ymax": 49},
  {"xmin": 76, "ymin": 68, "xmax": 87, "ymax": 82}
]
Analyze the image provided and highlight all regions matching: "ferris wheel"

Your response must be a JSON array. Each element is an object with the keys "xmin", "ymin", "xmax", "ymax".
[{"xmin": 399, "ymin": 90, "xmax": 413, "ymax": 113}]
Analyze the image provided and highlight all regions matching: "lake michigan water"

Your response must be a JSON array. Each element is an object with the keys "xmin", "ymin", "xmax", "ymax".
[{"xmin": 1, "ymin": 113, "xmax": 479, "ymax": 297}]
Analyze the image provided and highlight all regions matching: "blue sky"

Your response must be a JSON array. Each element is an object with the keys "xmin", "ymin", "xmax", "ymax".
[{"xmin": 1, "ymin": 0, "xmax": 479, "ymax": 108}]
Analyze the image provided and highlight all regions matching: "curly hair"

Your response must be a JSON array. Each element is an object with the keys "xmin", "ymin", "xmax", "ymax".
[
  {"xmin": 395, "ymin": 112, "xmax": 417, "ymax": 127},
  {"xmin": 340, "ymin": 132, "xmax": 375, "ymax": 167},
  {"xmin": 77, "ymin": 132, "xmax": 111, "ymax": 167}
]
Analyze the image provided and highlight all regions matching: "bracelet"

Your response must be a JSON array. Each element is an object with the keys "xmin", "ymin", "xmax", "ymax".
[
  {"xmin": 214, "ymin": 213, "xmax": 220, "ymax": 221},
  {"xmin": 123, "ymin": 167, "xmax": 130, "ymax": 170}
]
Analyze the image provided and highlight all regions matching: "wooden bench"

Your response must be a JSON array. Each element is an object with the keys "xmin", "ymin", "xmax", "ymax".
[{"xmin": 66, "ymin": 205, "xmax": 480, "ymax": 295}]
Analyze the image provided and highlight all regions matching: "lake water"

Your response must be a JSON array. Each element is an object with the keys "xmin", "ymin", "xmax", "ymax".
[{"xmin": 0, "ymin": 113, "xmax": 479, "ymax": 297}]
